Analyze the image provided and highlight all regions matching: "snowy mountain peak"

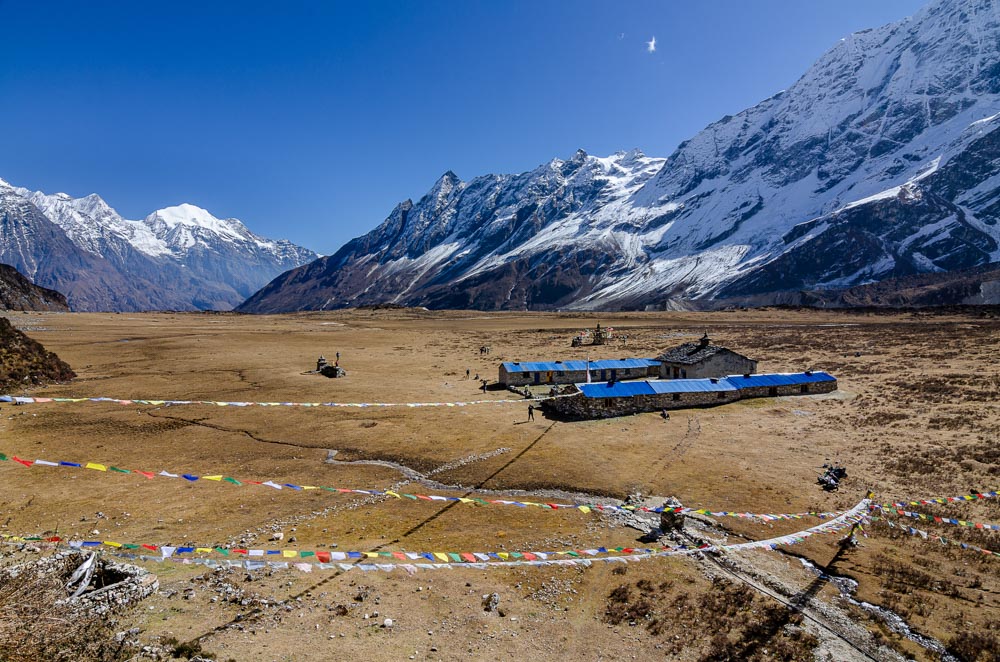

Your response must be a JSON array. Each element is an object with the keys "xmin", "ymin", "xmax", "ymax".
[
  {"xmin": 0, "ymin": 177, "xmax": 11, "ymax": 189},
  {"xmin": 146, "ymin": 203, "xmax": 241, "ymax": 232},
  {"xmin": 239, "ymin": 0, "xmax": 1000, "ymax": 314},
  {"xmin": 0, "ymin": 178, "xmax": 318, "ymax": 311}
]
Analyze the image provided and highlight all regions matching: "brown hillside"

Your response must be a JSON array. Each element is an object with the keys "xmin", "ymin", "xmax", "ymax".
[
  {"xmin": 0, "ymin": 317, "xmax": 75, "ymax": 391},
  {"xmin": 0, "ymin": 264, "xmax": 69, "ymax": 312}
]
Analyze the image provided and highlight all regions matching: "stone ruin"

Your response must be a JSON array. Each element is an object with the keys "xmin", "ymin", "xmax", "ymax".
[
  {"xmin": 320, "ymin": 364, "xmax": 346, "ymax": 378},
  {"xmin": 315, "ymin": 355, "xmax": 346, "ymax": 378},
  {"xmin": 1, "ymin": 551, "xmax": 158, "ymax": 617},
  {"xmin": 659, "ymin": 497, "xmax": 686, "ymax": 533}
]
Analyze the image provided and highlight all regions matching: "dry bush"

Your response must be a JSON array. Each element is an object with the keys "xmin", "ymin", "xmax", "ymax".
[
  {"xmin": 946, "ymin": 630, "xmax": 1000, "ymax": 662},
  {"xmin": 0, "ymin": 557, "xmax": 134, "ymax": 662},
  {"xmin": 0, "ymin": 318, "xmax": 75, "ymax": 391},
  {"xmin": 602, "ymin": 575, "xmax": 818, "ymax": 660}
]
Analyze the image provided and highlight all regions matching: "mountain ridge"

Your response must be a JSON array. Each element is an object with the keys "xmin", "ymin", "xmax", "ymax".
[
  {"xmin": 0, "ymin": 178, "xmax": 318, "ymax": 311},
  {"xmin": 240, "ymin": 0, "xmax": 1000, "ymax": 313}
]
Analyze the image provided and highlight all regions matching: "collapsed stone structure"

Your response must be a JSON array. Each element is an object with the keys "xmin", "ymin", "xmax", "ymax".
[{"xmin": 1, "ymin": 551, "xmax": 158, "ymax": 616}]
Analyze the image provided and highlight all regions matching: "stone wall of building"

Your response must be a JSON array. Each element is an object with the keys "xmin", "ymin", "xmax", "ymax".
[
  {"xmin": 659, "ymin": 351, "xmax": 758, "ymax": 380},
  {"xmin": 546, "ymin": 389, "xmax": 741, "ymax": 419},
  {"xmin": 500, "ymin": 364, "xmax": 657, "ymax": 387},
  {"xmin": 736, "ymin": 380, "xmax": 838, "ymax": 399}
]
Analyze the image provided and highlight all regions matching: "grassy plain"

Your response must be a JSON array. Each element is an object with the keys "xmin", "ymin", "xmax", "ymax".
[{"xmin": 0, "ymin": 308, "xmax": 998, "ymax": 661}]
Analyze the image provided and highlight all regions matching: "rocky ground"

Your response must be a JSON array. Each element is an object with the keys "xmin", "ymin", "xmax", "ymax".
[{"xmin": 0, "ymin": 308, "xmax": 997, "ymax": 661}]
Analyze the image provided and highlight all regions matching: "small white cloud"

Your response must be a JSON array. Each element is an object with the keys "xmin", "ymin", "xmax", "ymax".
[{"xmin": 646, "ymin": 36, "xmax": 656, "ymax": 53}]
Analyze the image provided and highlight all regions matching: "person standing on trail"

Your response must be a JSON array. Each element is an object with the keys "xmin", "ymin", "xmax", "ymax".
[
  {"xmin": 528, "ymin": 404, "xmax": 535, "ymax": 421},
  {"xmin": 466, "ymin": 368, "xmax": 471, "ymax": 379}
]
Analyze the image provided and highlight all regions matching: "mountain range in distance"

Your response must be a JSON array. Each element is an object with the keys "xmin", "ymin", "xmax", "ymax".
[
  {"xmin": 240, "ymin": 0, "xmax": 1000, "ymax": 314},
  {"xmin": 4, "ymin": 0, "xmax": 1000, "ymax": 314},
  {"xmin": 0, "ymin": 178, "xmax": 317, "ymax": 312}
]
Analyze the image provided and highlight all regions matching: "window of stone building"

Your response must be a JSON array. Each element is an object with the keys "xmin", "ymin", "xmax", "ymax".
[
  {"xmin": 672, "ymin": 393, "xmax": 680, "ymax": 401},
  {"xmin": 800, "ymin": 384, "xmax": 809, "ymax": 394},
  {"xmin": 768, "ymin": 387, "xmax": 777, "ymax": 396},
  {"xmin": 717, "ymin": 391, "xmax": 726, "ymax": 399}
]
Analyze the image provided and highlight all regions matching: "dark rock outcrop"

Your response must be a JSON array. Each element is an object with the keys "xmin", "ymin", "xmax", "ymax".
[
  {"xmin": 0, "ymin": 263, "xmax": 69, "ymax": 312},
  {"xmin": 0, "ymin": 317, "xmax": 75, "ymax": 391}
]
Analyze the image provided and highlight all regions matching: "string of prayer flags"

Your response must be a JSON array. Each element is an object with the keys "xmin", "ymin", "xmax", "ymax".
[
  {"xmin": 0, "ymin": 451, "xmax": 845, "ymax": 521},
  {"xmin": 878, "ymin": 489, "xmax": 1000, "ymax": 511},
  {"xmin": 2, "ymin": 497, "xmax": 872, "ymax": 574},
  {"xmin": 872, "ymin": 506, "xmax": 1000, "ymax": 532},
  {"xmin": 874, "ymin": 517, "xmax": 1000, "ymax": 559},
  {"xmin": 0, "ymin": 393, "xmax": 571, "ymax": 409}
]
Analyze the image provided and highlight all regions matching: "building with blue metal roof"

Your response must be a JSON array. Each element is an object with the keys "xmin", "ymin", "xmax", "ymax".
[
  {"xmin": 499, "ymin": 358, "xmax": 660, "ymax": 387},
  {"xmin": 545, "ymin": 371, "xmax": 837, "ymax": 419}
]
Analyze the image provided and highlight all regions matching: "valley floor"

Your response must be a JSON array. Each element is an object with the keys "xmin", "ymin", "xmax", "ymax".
[{"xmin": 0, "ymin": 308, "xmax": 998, "ymax": 661}]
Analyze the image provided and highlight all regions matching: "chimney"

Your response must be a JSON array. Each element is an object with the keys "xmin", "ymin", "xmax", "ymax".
[{"xmin": 699, "ymin": 333, "xmax": 710, "ymax": 348}]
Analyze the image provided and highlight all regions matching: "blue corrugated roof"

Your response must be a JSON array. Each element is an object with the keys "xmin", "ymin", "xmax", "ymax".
[
  {"xmin": 725, "ymin": 372, "xmax": 835, "ymax": 388},
  {"xmin": 501, "ymin": 358, "xmax": 660, "ymax": 374},
  {"xmin": 575, "ymin": 372, "xmax": 836, "ymax": 399},
  {"xmin": 648, "ymin": 378, "xmax": 737, "ymax": 394},
  {"xmin": 577, "ymin": 381, "xmax": 656, "ymax": 398}
]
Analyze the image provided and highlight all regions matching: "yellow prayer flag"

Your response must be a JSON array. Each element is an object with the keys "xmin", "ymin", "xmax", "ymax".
[
  {"xmin": 104, "ymin": 541, "xmax": 122, "ymax": 548},
  {"xmin": 202, "ymin": 475, "xmax": 223, "ymax": 481},
  {"xmin": 282, "ymin": 550, "xmax": 297, "ymax": 558},
  {"xmin": 196, "ymin": 547, "xmax": 212, "ymax": 553},
  {"xmin": 86, "ymin": 462, "xmax": 107, "ymax": 471},
  {"xmin": 577, "ymin": 505, "xmax": 591, "ymax": 513},
  {"xmin": 433, "ymin": 552, "xmax": 449, "ymax": 562},
  {"xmin": 302, "ymin": 486, "xmax": 318, "ymax": 490}
]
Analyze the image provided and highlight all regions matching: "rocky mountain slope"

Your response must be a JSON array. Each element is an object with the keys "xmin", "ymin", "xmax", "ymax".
[
  {"xmin": 0, "ymin": 264, "xmax": 69, "ymax": 312},
  {"xmin": 0, "ymin": 317, "xmax": 75, "ymax": 391},
  {"xmin": 240, "ymin": 0, "xmax": 1000, "ymax": 313},
  {"xmin": 0, "ymin": 178, "xmax": 317, "ymax": 311}
]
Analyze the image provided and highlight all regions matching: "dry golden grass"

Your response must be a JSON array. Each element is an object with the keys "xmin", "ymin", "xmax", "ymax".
[{"xmin": 0, "ymin": 307, "xmax": 997, "ymax": 660}]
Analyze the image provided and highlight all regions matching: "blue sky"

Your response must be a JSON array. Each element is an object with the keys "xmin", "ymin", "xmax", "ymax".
[{"xmin": 1, "ymin": 0, "xmax": 926, "ymax": 255}]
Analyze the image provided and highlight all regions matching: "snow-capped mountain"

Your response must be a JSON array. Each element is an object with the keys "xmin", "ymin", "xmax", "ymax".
[
  {"xmin": 0, "ymin": 180, "xmax": 317, "ymax": 311},
  {"xmin": 240, "ymin": 0, "xmax": 1000, "ymax": 313}
]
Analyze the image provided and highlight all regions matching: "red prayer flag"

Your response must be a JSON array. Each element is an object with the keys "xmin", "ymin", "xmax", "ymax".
[{"xmin": 315, "ymin": 551, "xmax": 331, "ymax": 563}]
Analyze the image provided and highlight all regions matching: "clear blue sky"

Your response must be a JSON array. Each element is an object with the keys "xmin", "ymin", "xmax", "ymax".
[{"xmin": 1, "ymin": 0, "xmax": 926, "ymax": 255}]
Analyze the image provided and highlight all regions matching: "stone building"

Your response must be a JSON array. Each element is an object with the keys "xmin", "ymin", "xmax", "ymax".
[
  {"xmin": 543, "ymin": 371, "xmax": 837, "ymax": 419},
  {"xmin": 657, "ymin": 334, "xmax": 757, "ymax": 379},
  {"xmin": 499, "ymin": 358, "xmax": 660, "ymax": 387}
]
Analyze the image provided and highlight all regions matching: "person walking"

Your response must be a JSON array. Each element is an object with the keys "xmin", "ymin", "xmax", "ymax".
[{"xmin": 528, "ymin": 404, "xmax": 535, "ymax": 421}]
